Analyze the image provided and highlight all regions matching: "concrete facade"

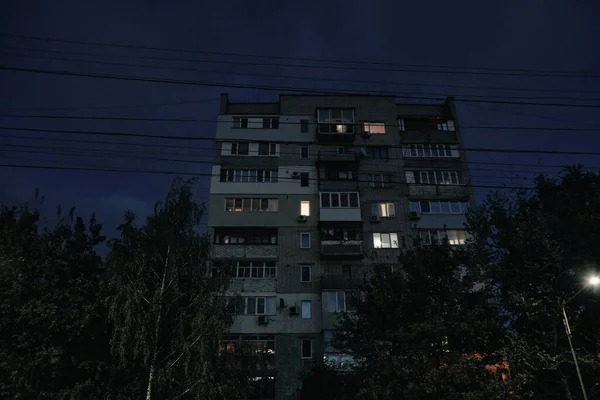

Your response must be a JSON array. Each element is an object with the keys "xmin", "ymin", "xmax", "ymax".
[{"xmin": 208, "ymin": 93, "xmax": 473, "ymax": 399}]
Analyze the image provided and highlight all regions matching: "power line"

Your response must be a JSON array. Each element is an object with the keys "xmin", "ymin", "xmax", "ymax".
[
  {"xmin": 0, "ymin": 98, "xmax": 216, "ymax": 113},
  {"xmin": 0, "ymin": 162, "xmax": 533, "ymax": 191},
  {"xmin": 2, "ymin": 114, "xmax": 600, "ymax": 134},
  {"xmin": 0, "ymin": 144, "xmax": 550, "ymax": 180},
  {"xmin": 3, "ymin": 46, "xmax": 600, "ymax": 98},
  {"xmin": 2, "ymin": 133, "xmax": 592, "ymax": 172},
  {"xmin": 1, "ymin": 64, "xmax": 599, "ymax": 109},
  {"xmin": 2, "ymin": 32, "xmax": 599, "ymax": 78},
  {"xmin": 2, "ymin": 125, "xmax": 600, "ymax": 156}
]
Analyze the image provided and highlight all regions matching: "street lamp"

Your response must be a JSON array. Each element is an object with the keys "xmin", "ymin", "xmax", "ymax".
[{"xmin": 562, "ymin": 275, "xmax": 599, "ymax": 400}]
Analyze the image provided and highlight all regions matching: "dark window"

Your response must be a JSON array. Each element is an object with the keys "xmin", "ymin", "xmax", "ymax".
[
  {"xmin": 300, "ymin": 172, "xmax": 309, "ymax": 187},
  {"xmin": 301, "ymin": 339, "xmax": 312, "ymax": 359},
  {"xmin": 300, "ymin": 146, "xmax": 309, "ymax": 159},
  {"xmin": 301, "ymin": 265, "xmax": 311, "ymax": 282},
  {"xmin": 300, "ymin": 119, "xmax": 309, "ymax": 133},
  {"xmin": 214, "ymin": 228, "xmax": 278, "ymax": 245},
  {"xmin": 241, "ymin": 118, "xmax": 249, "ymax": 128},
  {"xmin": 258, "ymin": 143, "xmax": 270, "ymax": 155},
  {"xmin": 404, "ymin": 118, "xmax": 437, "ymax": 131},
  {"xmin": 233, "ymin": 142, "xmax": 248, "ymax": 155},
  {"xmin": 368, "ymin": 147, "xmax": 389, "ymax": 160},
  {"xmin": 342, "ymin": 265, "xmax": 352, "ymax": 279},
  {"xmin": 262, "ymin": 118, "xmax": 279, "ymax": 129}
]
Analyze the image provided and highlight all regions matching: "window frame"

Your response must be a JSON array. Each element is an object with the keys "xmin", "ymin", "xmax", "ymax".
[
  {"xmin": 410, "ymin": 200, "xmax": 469, "ymax": 214},
  {"xmin": 301, "ymin": 300, "xmax": 312, "ymax": 319},
  {"xmin": 225, "ymin": 197, "xmax": 279, "ymax": 212},
  {"xmin": 300, "ymin": 201, "xmax": 310, "ymax": 217},
  {"xmin": 300, "ymin": 119, "xmax": 309, "ymax": 133},
  {"xmin": 300, "ymin": 146, "xmax": 309, "ymax": 159},
  {"xmin": 371, "ymin": 202, "xmax": 395, "ymax": 217},
  {"xmin": 363, "ymin": 122, "xmax": 386, "ymax": 135},
  {"xmin": 327, "ymin": 291, "xmax": 346, "ymax": 313},
  {"xmin": 320, "ymin": 192, "xmax": 360, "ymax": 208},
  {"xmin": 372, "ymin": 232, "xmax": 399, "ymax": 249},
  {"xmin": 239, "ymin": 297, "xmax": 277, "ymax": 315},
  {"xmin": 404, "ymin": 144, "xmax": 459, "ymax": 158},
  {"xmin": 420, "ymin": 229, "xmax": 467, "ymax": 246},
  {"xmin": 300, "ymin": 264, "xmax": 311, "ymax": 282},
  {"xmin": 301, "ymin": 339, "xmax": 313, "ymax": 359},
  {"xmin": 300, "ymin": 233, "xmax": 311, "ymax": 249},
  {"xmin": 370, "ymin": 174, "xmax": 390, "ymax": 188},
  {"xmin": 234, "ymin": 261, "xmax": 277, "ymax": 279}
]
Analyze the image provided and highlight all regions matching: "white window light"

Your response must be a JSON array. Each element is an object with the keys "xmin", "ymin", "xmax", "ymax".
[
  {"xmin": 300, "ymin": 201, "xmax": 310, "ymax": 216},
  {"xmin": 373, "ymin": 233, "xmax": 399, "ymax": 249},
  {"xmin": 371, "ymin": 202, "xmax": 395, "ymax": 217}
]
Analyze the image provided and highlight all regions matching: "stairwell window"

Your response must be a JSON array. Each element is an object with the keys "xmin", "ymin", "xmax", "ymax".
[
  {"xmin": 300, "ymin": 233, "xmax": 311, "ymax": 249},
  {"xmin": 300, "ymin": 172, "xmax": 310, "ymax": 187},
  {"xmin": 300, "ymin": 146, "xmax": 309, "ymax": 159},
  {"xmin": 301, "ymin": 301, "xmax": 312, "ymax": 319},
  {"xmin": 301, "ymin": 339, "xmax": 313, "ymax": 359},
  {"xmin": 300, "ymin": 265, "xmax": 311, "ymax": 282},
  {"xmin": 300, "ymin": 119, "xmax": 309, "ymax": 133},
  {"xmin": 373, "ymin": 233, "xmax": 399, "ymax": 249},
  {"xmin": 300, "ymin": 201, "xmax": 310, "ymax": 216},
  {"xmin": 363, "ymin": 122, "xmax": 386, "ymax": 134}
]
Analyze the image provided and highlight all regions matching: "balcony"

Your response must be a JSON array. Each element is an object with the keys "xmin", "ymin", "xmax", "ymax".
[
  {"xmin": 319, "ymin": 208, "xmax": 362, "ymax": 222},
  {"xmin": 317, "ymin": 124, "xmax": 356, "ymax": 143},
  {"xmin": 320, "ymin": 240, "xmax": 364, "ymax": 259},
  {"xmin": 321, "ymin": 274, "xmax": 364, "ymax": 289},
  {"xmin": 317, "ymin": 151, "xmax": 358, "ymax": 164},
  {"xmin": 408, "ymin": 184, "xmax": 470, "ymax": 199},
  {"xmin": 212, "ymin": 245, "xmax": 278, "ymax": 259}
]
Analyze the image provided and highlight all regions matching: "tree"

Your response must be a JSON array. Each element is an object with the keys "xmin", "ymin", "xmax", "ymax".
[
  {"xmin": 467, "ymin": 166, "xmax": 600, "ymax": 399},
  {"xmin": 0, "ymin": 198, "xmax": 111, "ymax": 399},
  {"xmin": 299, "ymin": 240, "xmax": 510, "ymax": 400},
  {"xmin": 105, "ymin": 178, "xmax": 252, "ymax": 399}
]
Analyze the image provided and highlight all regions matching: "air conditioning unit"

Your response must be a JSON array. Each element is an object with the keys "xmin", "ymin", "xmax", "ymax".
[
  {"xmin": 258, "ymin": 316, "xmax": 269, "ymax": 326},
  {"xmin": 370, "ymin": 215, "xmax": 381, "ymax": 223},
  {"xmin": 291, "ymin": 171, "xmax": 301, "ymax": 179},
  {"xmin": 297, "ymin": 215, "xmax": 308, "ymax": 223},
  {"xmin": 289, "ymin": 306, "xmax": 299, "ymax": 316},
  {"xmin": 409, "ymin": 211, "xmax": 421, "ymax": 220}
]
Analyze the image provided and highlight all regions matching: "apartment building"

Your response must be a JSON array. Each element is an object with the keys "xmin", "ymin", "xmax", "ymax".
[{"xmin": 208, "ymin": 93, "xmax": 473, "ymax": 399}]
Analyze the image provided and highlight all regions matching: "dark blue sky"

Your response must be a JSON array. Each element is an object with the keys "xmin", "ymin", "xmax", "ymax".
[{"xmin": 1, "ymin": 0, "xmax": 599, "ymax": 238}]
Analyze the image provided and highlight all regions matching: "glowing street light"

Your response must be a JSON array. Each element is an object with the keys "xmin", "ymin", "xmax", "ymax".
[{"xmin": 562, "ymin": 275, "xmax": 599, "ymax": 400}]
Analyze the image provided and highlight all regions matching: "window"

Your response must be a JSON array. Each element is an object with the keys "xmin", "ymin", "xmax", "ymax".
[
  {"xmin": 214, "ymin": 228, "xmax": 278, "ymax": 245},
  {"xmin": 300, "ymin": 265, "xmax": 311, "ymax": 282},
  {"xmin": 437, "ymin": 120, "xmax": 456, "ymax": 131},
  {"xmin": 225, "ymin": 198, "xmax": 279, "ymax": 212},
  {"xmin": 366, "ymin": 146, "xmax": 389, "ymax": 160},
  {"xmin": 406, "ymin": 170, "xmax": 465, "ymax": 185},
  {"xmin": 263, "ymin": 117, "xmax": 279, "ymax": 129},
  {"xmin": 327, "ymin": 291, "xmax": 346, "ymax": 312},
  {"xmin": 301, "ymin": 339, "xmax": 312, "ymax": 359},
  {"xmin": 403, "ymin": 144, "xmax": 458, "ymax": 158},
  {"xmin": 409, "ymin": 200, "xmax": 469, "ymax": 214},
  {"xmin": 300, "ymin": 233, "xmax": 311, "ymax": 249},
  {"xmin": 420, "ymin": 230, "xmax": 467, "ymax": 245},
  {"xmin": 398, "ymin": 119, "xmax": 405, "ymax": 131},
  {"xmin": 234, "ymin": 261, "xmax": 277, "ymax": 279},
  {"xmin": 231, "ymin": 142, "xmax": 249, "ymax": 155},
  {"xmin": 232, "ymin": 117, "xmax": 279, "ymax": 129},
  {"xmin": 320, "ymin": 227, "xmax": 361, "ymax": 241},
  {"xmin": 300, "ymin": 201, "xmax": 310, "ymax": 216},
  {"xmin": 342, "ymin": 265, "xmax": 352, "ymax": 279},
  {"xmin": 300, "ymin": 119, "xmax": 309, "ymax": 133},
  {"xmin": 403, "ymin": 118, "xmax": 438, "ymax": 131},
  {"xmin": 373, "ymin": 233, "xmax": 399, "ymax": 249},
  {"xmin": 371, "ymin": 202, "xmax": 395, "ymax": 217},
  {"xmin": 370, "ymin": 174, "xmax": 390, "ymax": 188},
  {"xmin": 258, "ymin": 143, "xmax": 277, "ymax": 156},
  {"xmin": 300, "ymin": 172, "xmax": 309, "ymax": 187},
  {"xmin": 220, "ymin": 334, "xmax": 275, "ymax": 357},
  {"xmin": 300, "ymin": 146, "xmax": 309, "ymax": 159},
  {"xmin": 363, "ymin": 122, "xmax": 386, "ymax": 134},
  {"xmin": 320, "ymin": 192, "xmax": 360, "ymax": 208},
  {"xmin": 220, "ymin": 169, "xmax": 278, "ymax": 183},
  {"xmin": 238, "ymin": 297, "xmax": 277, "ymax": 315},
  {"xmin": 301, "ymin": 301, "xmax": 312, "ymax": 319},
  {"xmin": 317, "ymin": 109, "xmax": 354, "ymax": 133}
]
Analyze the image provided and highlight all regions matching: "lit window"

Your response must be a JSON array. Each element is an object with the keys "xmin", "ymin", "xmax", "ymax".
[
  {"xmin": 300, "ymin": 201, "xmax": 310, "ymax": 216},
  {"xmin": 363, "ymin": 122, "xmax": 386, "ymax": 134},
  {"xmin": 301, "ymin": 301, "xmax": 312, "ymax": 319},
  {"xmin": 373, "ymin": 233, "xmax": 399, "ymax": 249},
  {"xmin": 371, "ymin": 202, "xmax": 395, "ymax": 217}
]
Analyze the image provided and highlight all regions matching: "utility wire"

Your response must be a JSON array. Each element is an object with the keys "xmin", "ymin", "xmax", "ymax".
[
  {"xmin": 1, "ymin": 133, "xmax": 591, "ymax": 172},
  {"xmin": 0, "ymin": 98, "xmax": 216, "ymax": 113},
  {"xmin": 2, "ymin": 32, "xmax": 599, "ymax": 78},
  {"xmin": 1, "ymin": 64, "xmax": 599, "ymax": 109},
  {"xmin": 2, "ymin": 46, "xmax": 600, "ymax": 98},
  {"xmin": 2, "ymin": 125, "xmax": 600, "ymax": 156},
  {"xmin": 2, "ymin": 114, "xmax": 600, "ymax": 134}
]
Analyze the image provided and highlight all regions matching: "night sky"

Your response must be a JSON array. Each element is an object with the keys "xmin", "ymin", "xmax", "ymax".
[{"xmin": 1, "ymin": 0, "xmax": 599, "ymax": 241}]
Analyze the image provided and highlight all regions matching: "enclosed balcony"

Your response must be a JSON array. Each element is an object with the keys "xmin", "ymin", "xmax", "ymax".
[
  {"xmin": 317, "ymin": 150, "xmax": 359, "ymax": 164},
  {"xmin": 317, "ymin": 108, "xmax": 356, "ymax": 143},
  {"xmin": 319, "ymin": 192, "xmax": 361, "ymax": 221},
  {"xmin": 212, "ymin": 227, "xmax": 278, "ymax": 259},
  {"xmin": 320, "ymin": 223, "xmax": 363, "ymax": 259}
]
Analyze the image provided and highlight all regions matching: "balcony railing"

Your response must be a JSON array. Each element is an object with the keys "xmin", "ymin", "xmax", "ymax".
[
  {"xmin": 317, "ymin": 151, "xmax": 358, "ymax": 164},
  {"xmin": 321, "ymin": 274, "xmax": 364, "ymax": 289},
  {"xmin": 320, "ymin": 240, "xmax": 364, "ymax": 259}
]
